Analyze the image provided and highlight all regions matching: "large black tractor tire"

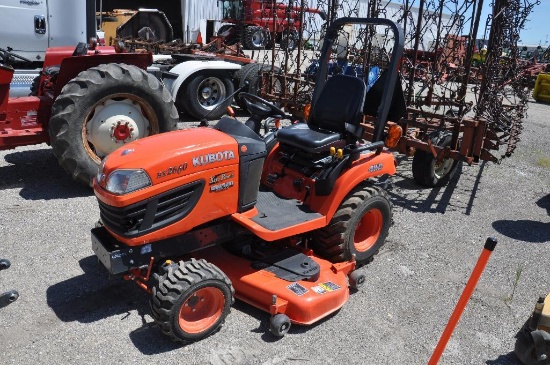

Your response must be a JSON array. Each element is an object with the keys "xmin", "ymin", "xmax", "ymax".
[
  {"xmin": 150, "ymin": 259, "xmax": 234, "ymax": 343},
  {"xmin": 244, "ymin": 26, "xmax": 268, "ymax": 50},
  {"xmin": 280, "ymin": 29, "xmax": 299, "ymax": 52},
  {"xmin": 179, "ymin": 71, "xmax": 235, "ymax": 120},
  {"xmin": 49, "ymin": 63, "xmax": 178, "ymax": 186},
  {"xmin": 312, "ymin": 184, "xmax": 392, "ymax": 267},
  {"xmin": 412, "ymin": 131, "xmax": 459, "ymax": 187}
]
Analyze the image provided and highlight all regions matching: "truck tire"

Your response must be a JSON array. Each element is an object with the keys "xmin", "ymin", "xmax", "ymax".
[
  {"xmin": 49, "ymin": 63, "xmax": 179, "ymax": 186},
  {"xmin": 312, "ymin": 184, "xmax": 392, "ymax": 267},
  {"xmin": 412, "ymin": 131, "xmax": 459, "ymax": 187},
  {"xmin": 237, "ymin": 64, "xmax": 283, "ymax": 109},
  {"xmin": 180, "ymin": 72, "xmax": 235, "ymax": 120},
  {"xmin": 244, "ymin": 26, "xmax": 268, "ymax": 50},
  {"xmin": 232, "ymin": 63, "xmax": 255, "ymax": 109},
  {"xmin": 150, "ymin": 259, "xmax": 234, "ymax": 343}
]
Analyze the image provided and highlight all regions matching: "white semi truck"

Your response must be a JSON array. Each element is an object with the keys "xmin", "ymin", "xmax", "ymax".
[{"xmin": 0, "ymin": 0, "xmax": 95, "ymax": 66}]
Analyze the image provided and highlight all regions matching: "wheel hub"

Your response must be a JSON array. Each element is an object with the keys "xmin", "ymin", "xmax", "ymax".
[
  {"xmin": 201, "ymin": 86, "xmax": 213, "ymax": 100},
  {"xmin": 198, "ymin": 78, "xmax": 226, "ymax": 110},
  {"xmin": 86, "ymin": 98, "xmax": 151, "ymax": 158},
  {"xmin": 178, "ymin": 287, "xmax": 224, "ymax": 334},
  {"xmin": 354, "ymin": 208, "xmax": 383, "ymax": 252},
  {"xmin": 112, "ymin": 121, "xmax": 132, "ymax": 141},
  {"xmin": 434, "ymin": 158, "xmax": 454, "ymax": 179}
]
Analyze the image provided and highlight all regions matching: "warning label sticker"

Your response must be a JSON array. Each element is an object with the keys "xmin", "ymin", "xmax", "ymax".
[
  {"xmin": 312, "ymin": 282, "xmax": 341, "ymax": 294},
  {"xmin": 287, "ymin": 282, "xmax": 308, "ymax": 296},
  {"xmin": 311, "ymin": 286, "xmax": 327, "ymax": 294}
]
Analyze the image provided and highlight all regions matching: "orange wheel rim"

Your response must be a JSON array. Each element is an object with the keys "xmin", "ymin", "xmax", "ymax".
[
  {"xmin": 353, "ymin": 208, "xmax": 383, "ymax": 252},
  {"xmin": 178, "ymin": 287, "xmax": 225, "ymax": 334}
]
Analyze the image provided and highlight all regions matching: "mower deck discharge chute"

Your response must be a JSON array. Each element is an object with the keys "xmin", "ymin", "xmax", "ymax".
[{"xmin": 91, "ymin": 17, "xmax": 405, "ymax": 343}]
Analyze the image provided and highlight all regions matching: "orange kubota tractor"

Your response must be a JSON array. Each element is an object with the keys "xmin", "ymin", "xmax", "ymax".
[{"xmin": 91, "ymin": 17, "xmax": 405, "ymax": 342}]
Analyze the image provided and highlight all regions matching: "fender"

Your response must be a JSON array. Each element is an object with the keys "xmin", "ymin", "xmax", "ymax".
[
  {"xmin": 309, "ymin": 151, "xmax": 397, "ymax": 219},
  {"xmin": 166, "ymin": 60, "xmax": 241, "ymax": 100}
]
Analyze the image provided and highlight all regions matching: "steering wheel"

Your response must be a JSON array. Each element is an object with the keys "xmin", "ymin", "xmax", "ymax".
[{"xmin": 238, "ymin": 92, "xmax": 289, "ymax": 119}]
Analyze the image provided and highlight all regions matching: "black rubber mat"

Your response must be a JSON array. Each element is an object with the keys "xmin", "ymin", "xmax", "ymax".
[{"xmin": 251, "ymin": 189, "xmax": 322, "ymax": 231}]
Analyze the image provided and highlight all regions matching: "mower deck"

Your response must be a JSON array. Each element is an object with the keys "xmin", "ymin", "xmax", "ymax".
[
  {"xmin": 232, "ymin": 189, "xmax": 325, "ymax": 240},
  {"xmin": 194, "ymin": 245, "xmax": 352, "ymax": 325}
]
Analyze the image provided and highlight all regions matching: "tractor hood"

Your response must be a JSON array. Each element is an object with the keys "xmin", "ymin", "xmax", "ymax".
[{"xmin": 97, "ymin": 127, "xmax": 239, "ymax": 190}]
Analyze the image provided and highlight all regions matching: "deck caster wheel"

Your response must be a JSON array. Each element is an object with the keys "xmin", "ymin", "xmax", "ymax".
[
  {"xmin": 270, "ymin": 314, "xmax": 291, "ymax": 337},
  {"xmin": 349, "ymin": 269, "xmax": 366, "ymax": 289}
]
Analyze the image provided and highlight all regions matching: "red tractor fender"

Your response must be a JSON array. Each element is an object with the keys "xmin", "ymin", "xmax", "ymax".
[
  {"xmin": 53, "ymin": 51, "xmax": 152, "ymax": 97},
  {"xmin": 309, "ymin": 151, "xmax": 397, "ymax": 220}
]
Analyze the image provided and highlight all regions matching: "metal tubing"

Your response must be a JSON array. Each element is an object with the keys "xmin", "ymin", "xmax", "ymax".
[{"xmin": 428, "ymin": 237, "xmax": 498, "ymax": 365}]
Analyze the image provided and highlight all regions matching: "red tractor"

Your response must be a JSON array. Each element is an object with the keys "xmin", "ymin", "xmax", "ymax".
[
  {"xmin": 217, "ymin": 0, "xmax": 326, "ymax": 50},
  {"xmin": 0, "ymin": 43, "xmax": 178, "ymax": 186},
  {"xmin": 91, "ymin": 18, "xmax": 405, "ymax": 342}
]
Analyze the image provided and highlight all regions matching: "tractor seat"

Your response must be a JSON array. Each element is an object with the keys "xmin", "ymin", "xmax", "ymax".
[{"xmin": 277, "ymin": 75, "xmax": 367, "ymax": 154}]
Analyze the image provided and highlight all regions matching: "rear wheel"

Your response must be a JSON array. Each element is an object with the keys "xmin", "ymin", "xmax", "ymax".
[
  {"xmin": 180, "ymin": 72, "xmax": 235, "ymax": 120},
  {"xmin": 312, "ymin": 184, "xmax": 392, "ymax": 267},
  {"xmin": 412, "ymin": 131, "xmax": 459, "ymax": 187},
  {"xmin": 49, "ymin": 63, "xmax": 178, "ymax": 186},
  {"xmin": 150, "ymin": 259, "xmax": 234, "ymax": 343}
]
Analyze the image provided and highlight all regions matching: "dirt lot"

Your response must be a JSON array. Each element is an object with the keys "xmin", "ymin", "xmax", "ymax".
[{"xmin": 0, "ymin": 99, "xmax": 548, "ymax": 364}]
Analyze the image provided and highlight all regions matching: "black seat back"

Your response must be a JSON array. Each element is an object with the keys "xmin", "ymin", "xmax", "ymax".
[
  {"xmin": 363, "ymin": 71, "xmax": 407, "ymax": 122},
  {"xmin": 310, "ymin": 74, "xmax": 367, "ymax": 136}
]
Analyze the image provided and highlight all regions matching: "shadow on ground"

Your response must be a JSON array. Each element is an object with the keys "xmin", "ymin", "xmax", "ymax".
[
  {"xmin": 1, "ymin": 148, "xmax": 91, "ymax": 199},
  {"xmin": 388, "ymin": 160, "xmax": 486, "ymax": 215},
  {"xmin": 492, "ymin": 194, "xmax": 550, "ymax": 243}
]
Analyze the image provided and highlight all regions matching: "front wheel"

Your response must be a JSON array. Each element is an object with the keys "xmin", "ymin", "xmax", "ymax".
[
  {"xmin": 312, "ymin": 184, "xmax": 392, "ymax": 267},
  {"xmin": 412, "ymin": 131, "xmax": 459, "ymax": 187},
  {"xmin": 49, "ymin": 63, "xmax": 179, "ymax": 186},
  {"xmin": 150, "ymin": 259, "xmax": 234, "ymax": 343}
]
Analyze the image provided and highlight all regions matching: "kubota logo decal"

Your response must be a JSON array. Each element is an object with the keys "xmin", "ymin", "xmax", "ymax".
[{"xmin": 193, "ymin": 150, "xmax": 235, "ymax": 167}]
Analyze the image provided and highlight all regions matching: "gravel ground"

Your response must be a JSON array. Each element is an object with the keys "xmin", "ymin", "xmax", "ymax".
[{"xmin": 0, "ymin": 99, "xmax": 548, "ymax": 365}]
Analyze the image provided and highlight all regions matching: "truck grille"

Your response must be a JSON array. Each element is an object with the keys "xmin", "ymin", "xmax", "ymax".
[{"xmin": 98, "ymin": 180, "xmax": 205, "ymax": 238}]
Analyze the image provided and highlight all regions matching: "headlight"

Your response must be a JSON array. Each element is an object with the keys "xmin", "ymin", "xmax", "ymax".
[{"xmin": 105, "ymin": 169, "xmax": 151, "ymax": 195}]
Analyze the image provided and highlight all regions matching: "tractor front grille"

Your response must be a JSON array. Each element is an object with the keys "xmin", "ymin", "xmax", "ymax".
[{"xmin": 98, "ymin": 180, "xmax": 205, "ymax": 238}]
